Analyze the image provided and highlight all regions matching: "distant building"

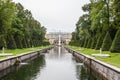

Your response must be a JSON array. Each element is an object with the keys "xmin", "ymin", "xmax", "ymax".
[{"xmin": 45, "ymin": 32, "xmax": 72, "ymax": 45}]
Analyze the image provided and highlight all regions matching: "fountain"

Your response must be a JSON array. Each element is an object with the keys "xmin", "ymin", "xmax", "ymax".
[
  {"xmin": 0, "ymin": 47, "xmax": 13, "ymax": 56},
  {"xmin": 92, "ymin": 48, "xmax": 110, "ymax": 57},
  {"xmin": 58, "ymin": 33, "xmax": 62, "ymax": 57},
  {"xmin": 58, "ymin": 34, "xmax": 61, "ymax": 46}
]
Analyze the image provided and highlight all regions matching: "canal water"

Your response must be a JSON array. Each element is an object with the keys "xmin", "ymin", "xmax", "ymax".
[{"xmin": 0, "ymin": 46, "xmax": 96, "ymax": 80}]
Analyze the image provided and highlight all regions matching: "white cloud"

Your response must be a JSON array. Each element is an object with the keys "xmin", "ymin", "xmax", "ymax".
[{"xmin": 12, "ymin": 0, "xmax": 90, "ymax": 33}]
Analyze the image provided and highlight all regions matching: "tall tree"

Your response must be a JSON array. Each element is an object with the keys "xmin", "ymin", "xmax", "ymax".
[{"xmin": 0, "ymin": 0, "xmax": 16, "ymax": 49}]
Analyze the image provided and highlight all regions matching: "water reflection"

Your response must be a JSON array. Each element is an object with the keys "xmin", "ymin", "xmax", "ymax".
[
  {"xmin": 1, "ymin": 46, "xmax": 96, "ymax": 80},
  {"xmin": 1, "ymin": 55, "xmax": 45, "ymax": 80}
]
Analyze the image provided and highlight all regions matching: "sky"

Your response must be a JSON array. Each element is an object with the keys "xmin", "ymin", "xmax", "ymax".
[{"xmin": 12, "ymin": 0, "xmax": 90, "ymax": 33}]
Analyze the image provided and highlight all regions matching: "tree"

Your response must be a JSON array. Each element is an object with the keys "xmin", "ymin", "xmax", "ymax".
[
  {"xmin": 112, "ymin": 0, "xmax": 120, "ymax": 28},
  {"xmin": 0, "ymin": 35, "xmax": 6, "ymax": 49},
  {"xmin": 101, "ymin": 32, "xmax": 112, "ymax": 51},
  {"xmin": 0, "ymin": 0, "xmax": 16, "ymax": 49},
  {"xmin": 6, "ymin": 34, "xmax": 17, "ymax": 49},
  {"xmin": 90, "ymin": 37, "xmax": 97, "ymax": 49},
  {"xmin": 95, "ymin": 34, "xmax": 105, "ymax": 50},
  {"xmin": 83, "ymin": 37, "xmax": 88, "ymax": 48},
  {"xmin": 86, "ymin": 38, "xmax": 92, "ymax": 48},
  {"xmin": 0, "ymin": 1, "xmax": 47, "ymax": 49},
  {"xmin": 110, "ymin": 29, "xmax": 120, "ymax": 52}
]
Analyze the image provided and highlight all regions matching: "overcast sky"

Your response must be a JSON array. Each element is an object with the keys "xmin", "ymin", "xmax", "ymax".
[{"xmin": 12, "ymin": 0, "xmax": 90, "ymax": 33}]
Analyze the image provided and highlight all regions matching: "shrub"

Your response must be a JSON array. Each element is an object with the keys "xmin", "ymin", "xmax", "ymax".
[
  {"xmin": 102, "ymin": 32, "xmax": 112, "ymax": 51},
  {"xmin": 91, "ymin": 37, "xmax": 97, "ymax": 49},
  {"xmin": 110, "ymin": 29, "xmax": 120, "ymax": 52},
  {"xmin": 86, "ymin": 38, "xmax": 92, "ymax": 48},
  {"xmin": 80, "ymin": 39, "xmax": 85, "ymax": 47},
  {"xmin": 69, "ymin": 40, "xmax": 80, "ymax": 46},
  {"xmin": 83, "ymin": 37, "xmax": 88, "ymax": 48},
  {"xmin": 95, "ymin": 34, "xmax": 105, "ymax": 50}
]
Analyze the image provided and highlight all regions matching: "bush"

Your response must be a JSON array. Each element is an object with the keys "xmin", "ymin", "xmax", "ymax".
[
  {"xmin": 42, "ymin": 40, "xmax": 50, "ymax": 46},
  {"xmin": 69, "ymin": 40, "xmax": 80, "ymax": 46},
  {"xmin": 102, "ymin": 32, "xmax": 112, "ymax": 51},
  {"xmin": 110, "ymin": 29, "xmax": 120, "ymax": 52}
]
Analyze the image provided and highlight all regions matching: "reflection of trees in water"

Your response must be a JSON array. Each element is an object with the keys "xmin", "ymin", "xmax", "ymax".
[
  {"xmin": 2, "ymin": 55, "xmax": 46, "ymax": 80},
  {"xmin": 76, "ymin": 65, "xmax": 97, "ymax": 80}
]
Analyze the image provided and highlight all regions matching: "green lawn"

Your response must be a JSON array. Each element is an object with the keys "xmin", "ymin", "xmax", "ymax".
[
  {"xmin": 67, "ymin": 46, "xmax": 120, "ymax": 68},
  {"xmin": 0, "ymin": 46, "xmax": 50, "ymax": 59}
]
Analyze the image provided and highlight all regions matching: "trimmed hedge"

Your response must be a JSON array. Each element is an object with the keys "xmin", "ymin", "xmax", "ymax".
[
  {"xmin": 91, "ymin": 37, "xmax": 97, "ymax": 49},
  {"xmin": 102, "ymin": 32, "xmax": 112, "ymax": 51},
  {"xmin": 95, "ymin": 34, "xmax": 105, "ymax": 50},
  {"xmin": 83, "ymin": 37, "xmax": 88, "ymax": 48},
  {"xmin": 69, "ymin": 40, "xmax": 80, "ymax": 46},
  {"xmin": 86, "ymin": 38, "xmax": 92, "ymax": 48},
  {"xmin": 110, "ymin": 29, "xmax": 120, "ymax": 52}
]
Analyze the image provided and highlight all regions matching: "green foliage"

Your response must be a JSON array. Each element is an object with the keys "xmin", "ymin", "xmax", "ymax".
[
  {"xmin": 83, "ymin": 38, "xmax": 88, "ymax": 48},
  {"xmin": 90, "ymin": 37, "xmax": 97, "ymax": 49},
  {"xmin": 95, "ymin": 34, "xmax": 105, "ymax": 50},
  {"xmin": 70, "ymin": 0, "xmax": 120, "ymax": 54},
  {"xmin": 22, "ymin": 38, "xmax": 27, "ymax": 48},
  {"xmin": 0, "ymin": 0, "xmax": 16, "ymax": 34},
  {"xmin": 110, "ymin": 29, "xmax": 120, "ymax": 52},
  {"xmin": 68, "ymin": 46, "xmax": 120, "ymax": 68},
  {"xmin": 15, "ymin": 36, "xmax": 23, "ymax": 49},
  {"xmin": 112, "ymin": 0, "xmax": 120, "ymax": 27},
  {"xmin": 6, "ymin": 34, "xmax": 17, "ymax": 49},
  {"xmin": 0, "ymin": 35, "xmax": 6, "ymax": 49},
  {"xmin": 0, "ymin": 1, "xmax": 47, "ymax": 49},
  {"xmin": 42, "ymin": 40, "xmax": 50, "ymax": 46},
  {"xmin": 102, "ymin": 32, "xmax": 112, "ymax": 51},
  {"xmin": 86, "ymin": 38, "xmax": 92, "ymax": 48},
  {"xmin": 82, "ymin": 3, "xmax": 91, "ymax": 12},
  {"xmin": 90, "ymin": 0, "xmax": 105, "ymax": 31},
  {"xmin": 26, "ymin": 39, "xmax": 31, "ymax": 48},
  {"xmin": 69, "ymin": 40, "xmax": 80, "ymax": 46},
  {"xmin": 80, "ymin": 39, "xmax": 85, "ymax": 47}
]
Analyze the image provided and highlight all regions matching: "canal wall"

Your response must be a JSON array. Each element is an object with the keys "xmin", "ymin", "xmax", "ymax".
[
  {"xmin": 0, "ymin": 47, "xmax": 52, "ymax": 72},
  {"xmin": 66, "ymin": 47, "xmax": 120, "ymax": 80}
]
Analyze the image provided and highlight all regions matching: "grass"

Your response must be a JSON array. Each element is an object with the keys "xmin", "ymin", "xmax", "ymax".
[
  {"xmin": 0, "ymin": 46, "xmax": 50, "ymax": 60},
  {"xmin": 67, "ymin": 46, "xmax": 120, "ymax": 68}
]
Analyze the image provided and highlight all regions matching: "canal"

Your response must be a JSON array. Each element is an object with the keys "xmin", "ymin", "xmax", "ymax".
[{"xmin": 0, "ymin": 46, "xmax": 96, "ymax": 80}]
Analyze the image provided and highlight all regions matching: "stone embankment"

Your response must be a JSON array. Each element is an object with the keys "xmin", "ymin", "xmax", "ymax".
[
  {"xmin": 66, "ymin": 47, "xmax": 120, "ymax": 80},
  {"xmin": 0, "ymin": 47, "xmax": 52, "ymax": 71}
]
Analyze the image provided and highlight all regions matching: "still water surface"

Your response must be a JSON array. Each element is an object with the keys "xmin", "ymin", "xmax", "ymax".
[{"xmin": 1, "ymin": 46, "xmax": 95, "ymax": 80}]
